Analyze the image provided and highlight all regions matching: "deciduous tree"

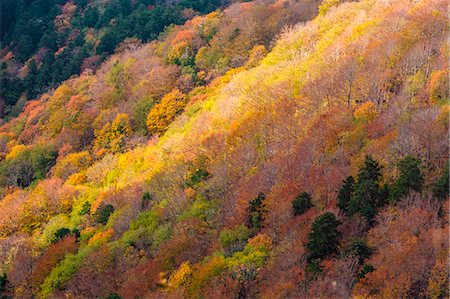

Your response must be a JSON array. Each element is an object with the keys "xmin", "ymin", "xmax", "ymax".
[{"xmin": 146, "ymin": 89, "xmax": 186, "ymax": 135}]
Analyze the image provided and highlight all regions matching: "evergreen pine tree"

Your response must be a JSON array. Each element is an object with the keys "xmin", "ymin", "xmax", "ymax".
[
  {"xmin": 96, "ymin": 204, "xmax": 115, "ymax": 225},
  {"xmin": 390, "ymin": 156, "xmax": 424, "ymax": 201},
  {"xmin": 292, "ymin": 191, "xmax": 314, "ymax": 216},
  {"xmin": 24, "ymin": 59, "xmax": 40, "ymax": 99},
  {"xmin": 306, "ymin": 212, "xmax": 341, "ymax": 262},
  {"xmin": 348, "ymin": 156, "xmax": 383, "ymax": 223},
  {"xmin": 433, "ymin": 164, "xmax": 449, "ymax": 200},
  {"xmin": 246, "ymin": 192, "xmax": 266, "ymax": 233},
  {"xmin": 337, "ymin": 176, "xmax": 354, "ymax": 216}
]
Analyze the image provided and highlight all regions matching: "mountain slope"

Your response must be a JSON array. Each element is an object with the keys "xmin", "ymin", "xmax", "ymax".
[
  {"xmin": 0, "ymin": 0, "xmax": 230, "ymax": 118},
  {"xmin": 0, "ymin": 0, "xmax": 448, "ymax": 298}
]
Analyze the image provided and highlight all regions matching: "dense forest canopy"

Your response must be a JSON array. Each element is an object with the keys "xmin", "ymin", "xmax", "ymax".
[
  {"xmin": 0, "ymin": 0, "xmax": 448, "ymax": 298},
  {"xmin": 0, "ymin": 0, "xmax": 228, "ymax": 118}
]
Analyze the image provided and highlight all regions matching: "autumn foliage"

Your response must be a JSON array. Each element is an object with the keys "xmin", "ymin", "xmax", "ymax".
[
  {"xmin": 146, "ymin": 89, "xmax": 186, "ymax": 135},
  {"xmin": 0, "ymin": 0, "xmax": 448, "ymax": 298}
]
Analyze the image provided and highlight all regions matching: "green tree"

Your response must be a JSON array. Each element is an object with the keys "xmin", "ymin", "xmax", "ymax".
[
  {"xmin": 186, "ymin": 169, "xmax": 210, "ymax": 188},
  {"xmin": 141, "ymin": 192, "xmax": 153, "ymax": 209},
  {"xmin": 348, "ymin": 238, "xmax": 372, "ymax": 265},
  {"xmin": 337, "ymin": 176, "xmax": 354, "ymax": 216},
  {"xmin": 0, "ymin": 273, "xmax": 7, "ymax": 293},
  {"xmin": 83, "ymin": 6, "xmax": 99, "ymax": 28},
  {"xmin": 305, "ymin": 258, "xmax": 323, "ymax": 276},
  {"xmin": 433, "ymin": 165, "xmax": 449, "ymax": 200},
  {"xmin": 80, "ymin": 201, "xmax": 91, "ymax": 215},
  {"xmin": 0, "ymin": 62, "xmax": 22, "ymax": 107},
  {"xmin": 97, "ymin": 31, "xmax": 120, "ymax": 55},
  {"xmin": 132, "ymin": 97, "xmax": 154, "ymax": 134},
  {"xmin": 29, "ymin": 145, "xmax": 58, "ymax": 180},
  {"xmin": 357, "ymin": 264, "xmax": 375, "ymax": 280},
  {"xmin": 24, "ymin": 59, "xmax": 40, "ymax": 99},
  {"xmin": 306, "ymin": 212, "xmax": 341, "ymax": 262},
  {"xmin": 219, "ymin": 224, "xmax": 250, "ymax": 256},
  {"xmin": 52, "ymin": 228, "xmax": 71, "ymax": 243},
  {"xmin": 178, "ymin": 0, "xmax": 221, "ymax": 13},
  {"xmin": 246, "ymin": 192, "xmax": 266, "ymax": 233},
  {"xmin": 52, "ymin": 228, "xmax": 80, "ymax": 243},
  {"xmin": 0, "ymin": 155, "xmax": 35, "ymax": 188},
  {"xmin": 107, "ymin": 61, "xmax": 128, "ymax": 92},
  {"xmin": 348, "ymin": 156, "xmax": 386, "ymax": 222},
  {"xmin": 96, "ymin": 204, "xmax": 114, "ymax": 225},
  {"xmin": 0, "ymin": 145, "xmax": 57, "ymax": 188},
  {"xmin": 390, "ymin": 156, "xmax": 424, "ymax": 201},
  {"xmin": 292, "ymin": 192, "xmax": 313, "ymax": 216},
  {"xmin": 36, "ymin": 52, "xmax": 55, "ymax": 88}
]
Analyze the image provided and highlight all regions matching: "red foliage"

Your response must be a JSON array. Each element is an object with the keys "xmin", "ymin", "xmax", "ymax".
[
  {"xmin": 32, "ymin": 236, "xmax": 78, "ymax": 289},
  {"xmin": 118, "ymin": 259, "xmax": 162, "ymax": 298},
  {"xmin": 156, "ymin": 218, "xmax": 213, "ymax": 270}
]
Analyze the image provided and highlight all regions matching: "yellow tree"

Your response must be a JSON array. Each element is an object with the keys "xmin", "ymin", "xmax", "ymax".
[
  {"xmin": 146, "ymin": 89, "xmax": 186, "ymax": 135},
  {"xmin": 94, "ymin": 113, "xmax": 132, "ymax": 154}
]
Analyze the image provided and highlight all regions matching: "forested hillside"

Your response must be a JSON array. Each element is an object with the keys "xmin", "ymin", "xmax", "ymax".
[
  {"xmin": 0, "ymin": 0, "xmax": 229, "ymax": 118},
  {"xmin": 0, "ymin": 0, "xmax": 448, "ymax": 298}
]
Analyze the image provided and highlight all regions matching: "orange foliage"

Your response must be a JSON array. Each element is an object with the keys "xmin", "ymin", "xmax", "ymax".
[
  {"xmin": 146, "ymin": 89, "xmax": 186, "ymax": 135},
  {"xmin": 94, "ymin": 113, "xmax": 132, "ymax": 154},
  {"xmin": 88, "ymin": 228, "xmax": 114, "ymax": 246},
  {"xmin": 171, "ymin": 30, "xmax": 196, "ymax": 47},
  {"xmin": 354, "ymin": 102, "xmax": 378, "ymax": 123},
  {"xmin": 0, "ymin": 0, "xmax": 448, "ymax": 298},
  {"xmin": 353, "ymin": 198, "xmax": 447, "ymax": 298}
]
